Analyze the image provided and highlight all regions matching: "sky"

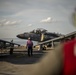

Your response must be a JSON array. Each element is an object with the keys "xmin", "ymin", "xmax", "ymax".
[{"xmin": 0, "ymin": 0, "xmax": 76, "ymax": 38}]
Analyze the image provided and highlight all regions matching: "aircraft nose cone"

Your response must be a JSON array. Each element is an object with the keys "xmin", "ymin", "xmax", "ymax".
[
  {"xmin": 17, "ymin": 33, "xmax": 29, "ymax": 39},
  {"xmin": 17, "ymin": 34, "xmax": 24, "ymax": 38},
  {"xmin": 17, "ymin": 35, "xmax": 20, "ymax": 38}
]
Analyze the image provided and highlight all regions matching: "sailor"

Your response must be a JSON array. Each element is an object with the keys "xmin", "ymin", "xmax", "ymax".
[
  {"xmin": 10, "ymin": 39, "xmax": 14, "ymax": 55},
  {"xmin": 27, "ymin": 37, "xmax": 33, "ymax": 56}
]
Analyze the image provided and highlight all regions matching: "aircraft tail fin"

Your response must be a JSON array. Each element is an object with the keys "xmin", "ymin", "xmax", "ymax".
[{"xmin": 41, "ymin": 33, "xmax": 44, "ymax": 41}]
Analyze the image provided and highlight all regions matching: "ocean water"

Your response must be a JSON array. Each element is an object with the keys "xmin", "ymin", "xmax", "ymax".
[{"xmin": 0, "ymin": 38, "xmax": 37, "ymax": 46}]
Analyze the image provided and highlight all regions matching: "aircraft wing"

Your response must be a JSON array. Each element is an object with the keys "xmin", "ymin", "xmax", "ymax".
[
  {"xmin": 38, "ymin": 31, "xmax": 76, "ymax": 45},
  {"xmin": 0, "ymin": 39, "xmax": 20, "ymax": 49}
]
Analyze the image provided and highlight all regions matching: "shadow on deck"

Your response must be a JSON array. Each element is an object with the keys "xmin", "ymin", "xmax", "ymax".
[{"xmin": 0, "ymin": 50, "xmax": 47, "ymax": 65}]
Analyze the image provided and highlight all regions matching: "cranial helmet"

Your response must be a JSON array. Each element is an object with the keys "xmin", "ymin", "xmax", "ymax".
[{"xmin": 28, "ymin": 37, "xmax": 31, "ymax": 40}]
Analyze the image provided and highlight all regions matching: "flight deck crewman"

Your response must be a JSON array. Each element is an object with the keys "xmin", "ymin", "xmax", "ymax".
[
  {"xmin": 10, "ymin": 39, "xmax": 14, "ymax": 55},
  {"xmin": 27, "ymin": 37, "xmax": 33, "ymax": 56}
]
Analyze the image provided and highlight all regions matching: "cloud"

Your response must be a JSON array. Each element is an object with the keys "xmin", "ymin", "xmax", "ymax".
[
  {"xmin": 40, "ymin": 17, "xmax": 52, "ymax": 23},
  {"xmin": 0, "ymin": 19, "xmax": 22, "ymax": 26},
  {"xmin": 4, "ymin": 21, "xmax": 10, "ymax": 25},
  {"xmin": 27, "ymin": 24, "xmax": 32, "ymax": 27},
  {"xmin": 40, "ymin": 17, "xmax": 58, "ymax": 23}
]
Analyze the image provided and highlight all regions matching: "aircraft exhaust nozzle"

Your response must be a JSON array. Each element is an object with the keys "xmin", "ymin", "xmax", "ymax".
[{"xmin": 41, "ymin": 33, "xmax": 44, "ymax": 41}]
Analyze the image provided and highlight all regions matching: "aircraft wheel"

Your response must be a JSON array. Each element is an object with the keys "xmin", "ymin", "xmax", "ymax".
[{"xmin": 42, "ymin": 46, "xmax": 46, "ymax": 50}]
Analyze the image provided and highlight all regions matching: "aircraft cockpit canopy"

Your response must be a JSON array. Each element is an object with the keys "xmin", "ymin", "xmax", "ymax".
[{"xmin": 30, "ymin": 28, "xmax": 47, "ymax": 34}]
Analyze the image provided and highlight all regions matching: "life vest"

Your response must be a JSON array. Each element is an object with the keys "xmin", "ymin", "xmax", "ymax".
[{"xmin": 63, "ymin": 39, "xmax": 76, "ymax": 75}]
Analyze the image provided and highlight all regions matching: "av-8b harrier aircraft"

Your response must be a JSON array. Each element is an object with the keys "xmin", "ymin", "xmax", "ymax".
[{"xmin": 17, "ymin": 28, "xmax": 63, "ymax": 42}]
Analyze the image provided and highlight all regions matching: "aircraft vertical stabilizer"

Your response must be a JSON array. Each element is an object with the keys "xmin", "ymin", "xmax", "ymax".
[{"xmin": 41, "ymin": 33, "xmax": 44, "ymax": 41}]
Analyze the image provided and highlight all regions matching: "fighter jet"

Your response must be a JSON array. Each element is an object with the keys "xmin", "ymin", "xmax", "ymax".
[{"xmin": 17, "ymin": 28, "xmax": 63, "ymax": 42}]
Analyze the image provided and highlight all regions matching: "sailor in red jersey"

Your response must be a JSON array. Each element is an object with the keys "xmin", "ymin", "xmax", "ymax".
[
  {"xmin": 27, "ymin": 43, "xmax": 76, "ymax": 74},
  {"xmin": 27, "ymin": 38, "xmax": 76, "ymax": 75},
  {"xmin": 27, "ymin": 8, "xmax": 76, "ymax": 75},
  {"xmin": 63, "ymin": 8, "xmax": 76, "ymax": 75},
  {"xmin": 63, "ymin": 39, "xmax": 76, "ymax": 75}
]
